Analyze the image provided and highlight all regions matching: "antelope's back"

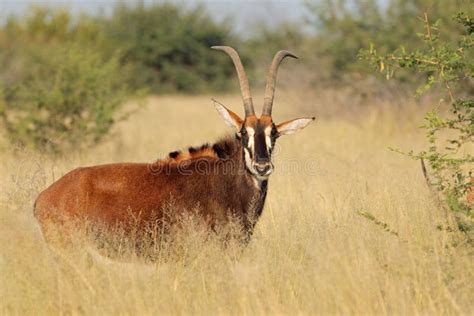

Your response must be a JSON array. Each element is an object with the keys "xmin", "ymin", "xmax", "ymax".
[
  {"xmin": 33, "ymin": 159, "xmax": 246, "ymax": 235},
  {"xmin": 34, "ymin": 163, "xmax": 164, "ymax": 228}
]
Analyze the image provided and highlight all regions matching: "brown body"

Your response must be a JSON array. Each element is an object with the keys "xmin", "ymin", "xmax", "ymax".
[{"xmin": 35, "ymin": 137, "xmax": 265, "ymax": 240}]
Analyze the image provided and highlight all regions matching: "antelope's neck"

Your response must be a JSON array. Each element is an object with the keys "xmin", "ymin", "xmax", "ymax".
[
  {"xmin": 237, "ymin": 148, "xmax": 269, "ymax": 224},
  {"xmin": 253, "ymin": 178, "xmax": 268, "ymax": 219}
]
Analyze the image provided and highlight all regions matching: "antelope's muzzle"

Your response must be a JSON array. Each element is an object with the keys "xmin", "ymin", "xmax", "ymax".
[{"xmin": 253, "ymin": 162, "xmax": 273, "ymax": 176}]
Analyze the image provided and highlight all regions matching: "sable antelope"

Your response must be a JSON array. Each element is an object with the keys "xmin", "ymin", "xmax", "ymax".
[{"xmin": 34, "ymin": 46, "xmax": 315, "ymax": 244}]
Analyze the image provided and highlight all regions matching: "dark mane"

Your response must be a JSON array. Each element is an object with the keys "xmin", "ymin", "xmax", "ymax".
[{"xmin": 161, "ymin": 135, "xmax": 240, "ymax": 163}]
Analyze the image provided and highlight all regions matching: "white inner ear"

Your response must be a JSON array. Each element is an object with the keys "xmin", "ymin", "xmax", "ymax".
[
  {"xmin": 214, "ymin": 103, "xmax": 241, "ymax": 130},
  {"xmin": 278, "ymin": 118, "xmax": 314, "ymax": 135}
]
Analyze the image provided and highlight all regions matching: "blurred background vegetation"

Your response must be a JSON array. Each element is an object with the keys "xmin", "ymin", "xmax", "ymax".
[{"xmin": 0, "ymin": 0, "xmax": 472, "ymax": 152}]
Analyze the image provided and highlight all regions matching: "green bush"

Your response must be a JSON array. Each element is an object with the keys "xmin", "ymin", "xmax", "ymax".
[
  {"xmin": 0, "ymin": 8, "xmax": 130, "ymax": 153},
  {"xmin": 361, "ymin": 12, "xmax": 473, "ymax": 240},
  {"xmin": 305, "ymin": 0, "xmax": 472, "ymax": 81},
  {"xmin": 102, "ymin": 2, "xmax": 240, "ymax": 93}
]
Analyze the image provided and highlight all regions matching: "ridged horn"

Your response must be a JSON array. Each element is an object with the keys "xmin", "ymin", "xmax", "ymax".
[
  {"xmin": 262, "ymin": 50, "xmax": 298, "ymax": 116},
  {"xmin": 212, "ymin": 46, "xmax": 255, "ymax": 117}
]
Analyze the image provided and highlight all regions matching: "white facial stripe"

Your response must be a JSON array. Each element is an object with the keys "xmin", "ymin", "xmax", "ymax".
[
  {"xmin": 246, "ymin": 127, "xmax": 255, "ymax": 153},
  {"xmin": 244, "ymin": 148, "xmax": 254, "ymax": 172},
  {"xmin": 264, "ymin": 126, "xmax": 272, "ymax": 150},
  {"xmin": 242, "ymin": 125, "xmax": 275, "ymax": 181},
  {"xmin": 244, "ymin": 147, "xmax": 269, "ymax": 180}
]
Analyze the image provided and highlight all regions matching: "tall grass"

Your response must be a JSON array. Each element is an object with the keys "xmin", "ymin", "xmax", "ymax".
[{"xmin": 1, "ymin": 93, "xmax": 473, "ymax": 314}]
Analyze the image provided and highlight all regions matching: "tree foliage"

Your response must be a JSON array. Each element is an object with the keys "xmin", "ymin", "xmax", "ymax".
[
  {"xmin": 305, "ymin": 0, "xmax": 472, "ymax": 81},
  {"xmin": 0, "ymin": 8, "xmax": 130, "ymax": 153},
  {"xmin": 102, "ymin": 2, "xmax": 239, "ymax": 93},
  {"xmin": 0, "ymin": 3, "xmax": 238, "ymax": 153},
  {"xmin": 361, "ymin": 12, "xmax": 473, "ymax": 240}
]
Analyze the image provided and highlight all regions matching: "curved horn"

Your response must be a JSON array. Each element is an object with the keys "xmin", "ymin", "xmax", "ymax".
[
  {"xmin": 212, "ymin": 46, "xmax": 255, "ymax": 117},
  {"xmin": 262, "ymin": 50, "xmax": 298, "ymax": 116}
]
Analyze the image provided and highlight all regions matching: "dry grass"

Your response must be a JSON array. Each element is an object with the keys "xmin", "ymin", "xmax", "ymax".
[{"xmin": 1, "ymin": 92, "xmax": 473, "ymax": 315}]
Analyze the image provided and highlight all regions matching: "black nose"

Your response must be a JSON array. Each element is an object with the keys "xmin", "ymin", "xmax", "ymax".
[{"xmin": 255, "ymin": 163, "xmax": 271, "ymax": 175}]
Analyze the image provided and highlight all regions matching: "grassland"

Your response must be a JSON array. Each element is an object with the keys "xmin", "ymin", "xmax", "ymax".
[{"xmin": 1, "ymin": 92, "xmax": 473, "ymax": 315}]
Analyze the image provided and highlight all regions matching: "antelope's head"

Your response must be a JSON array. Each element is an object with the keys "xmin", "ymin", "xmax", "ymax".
[{"xmin": 212, "ymin": 46, "xmax": 314, "ymax": 180}]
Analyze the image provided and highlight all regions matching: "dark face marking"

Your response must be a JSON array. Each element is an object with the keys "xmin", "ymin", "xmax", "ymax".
[
  {"xmin": 239, "ymin": 116, "xmax": 279, "ymax": 179},
  {"xmin": 254, "ymin": 124, "xmax": 270, "ymax": 163}
]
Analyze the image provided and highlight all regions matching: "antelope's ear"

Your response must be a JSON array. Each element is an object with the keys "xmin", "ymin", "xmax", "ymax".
[
  {"xmin": 214, "ymin": 102, "xmax": 243, "ymax": 130},
  {"xmin": 276, "ymin": 117, "xmax": 315, "ymax": 136}
]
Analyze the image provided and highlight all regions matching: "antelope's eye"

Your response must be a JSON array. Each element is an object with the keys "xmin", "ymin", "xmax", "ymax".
[
  {"xmin": 271, "ymin": 126, "xmax": 279, "ymax": 138},
  {"xmin": 240, "ymin": 129, "xmax": 247, "ymax": 136}
]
